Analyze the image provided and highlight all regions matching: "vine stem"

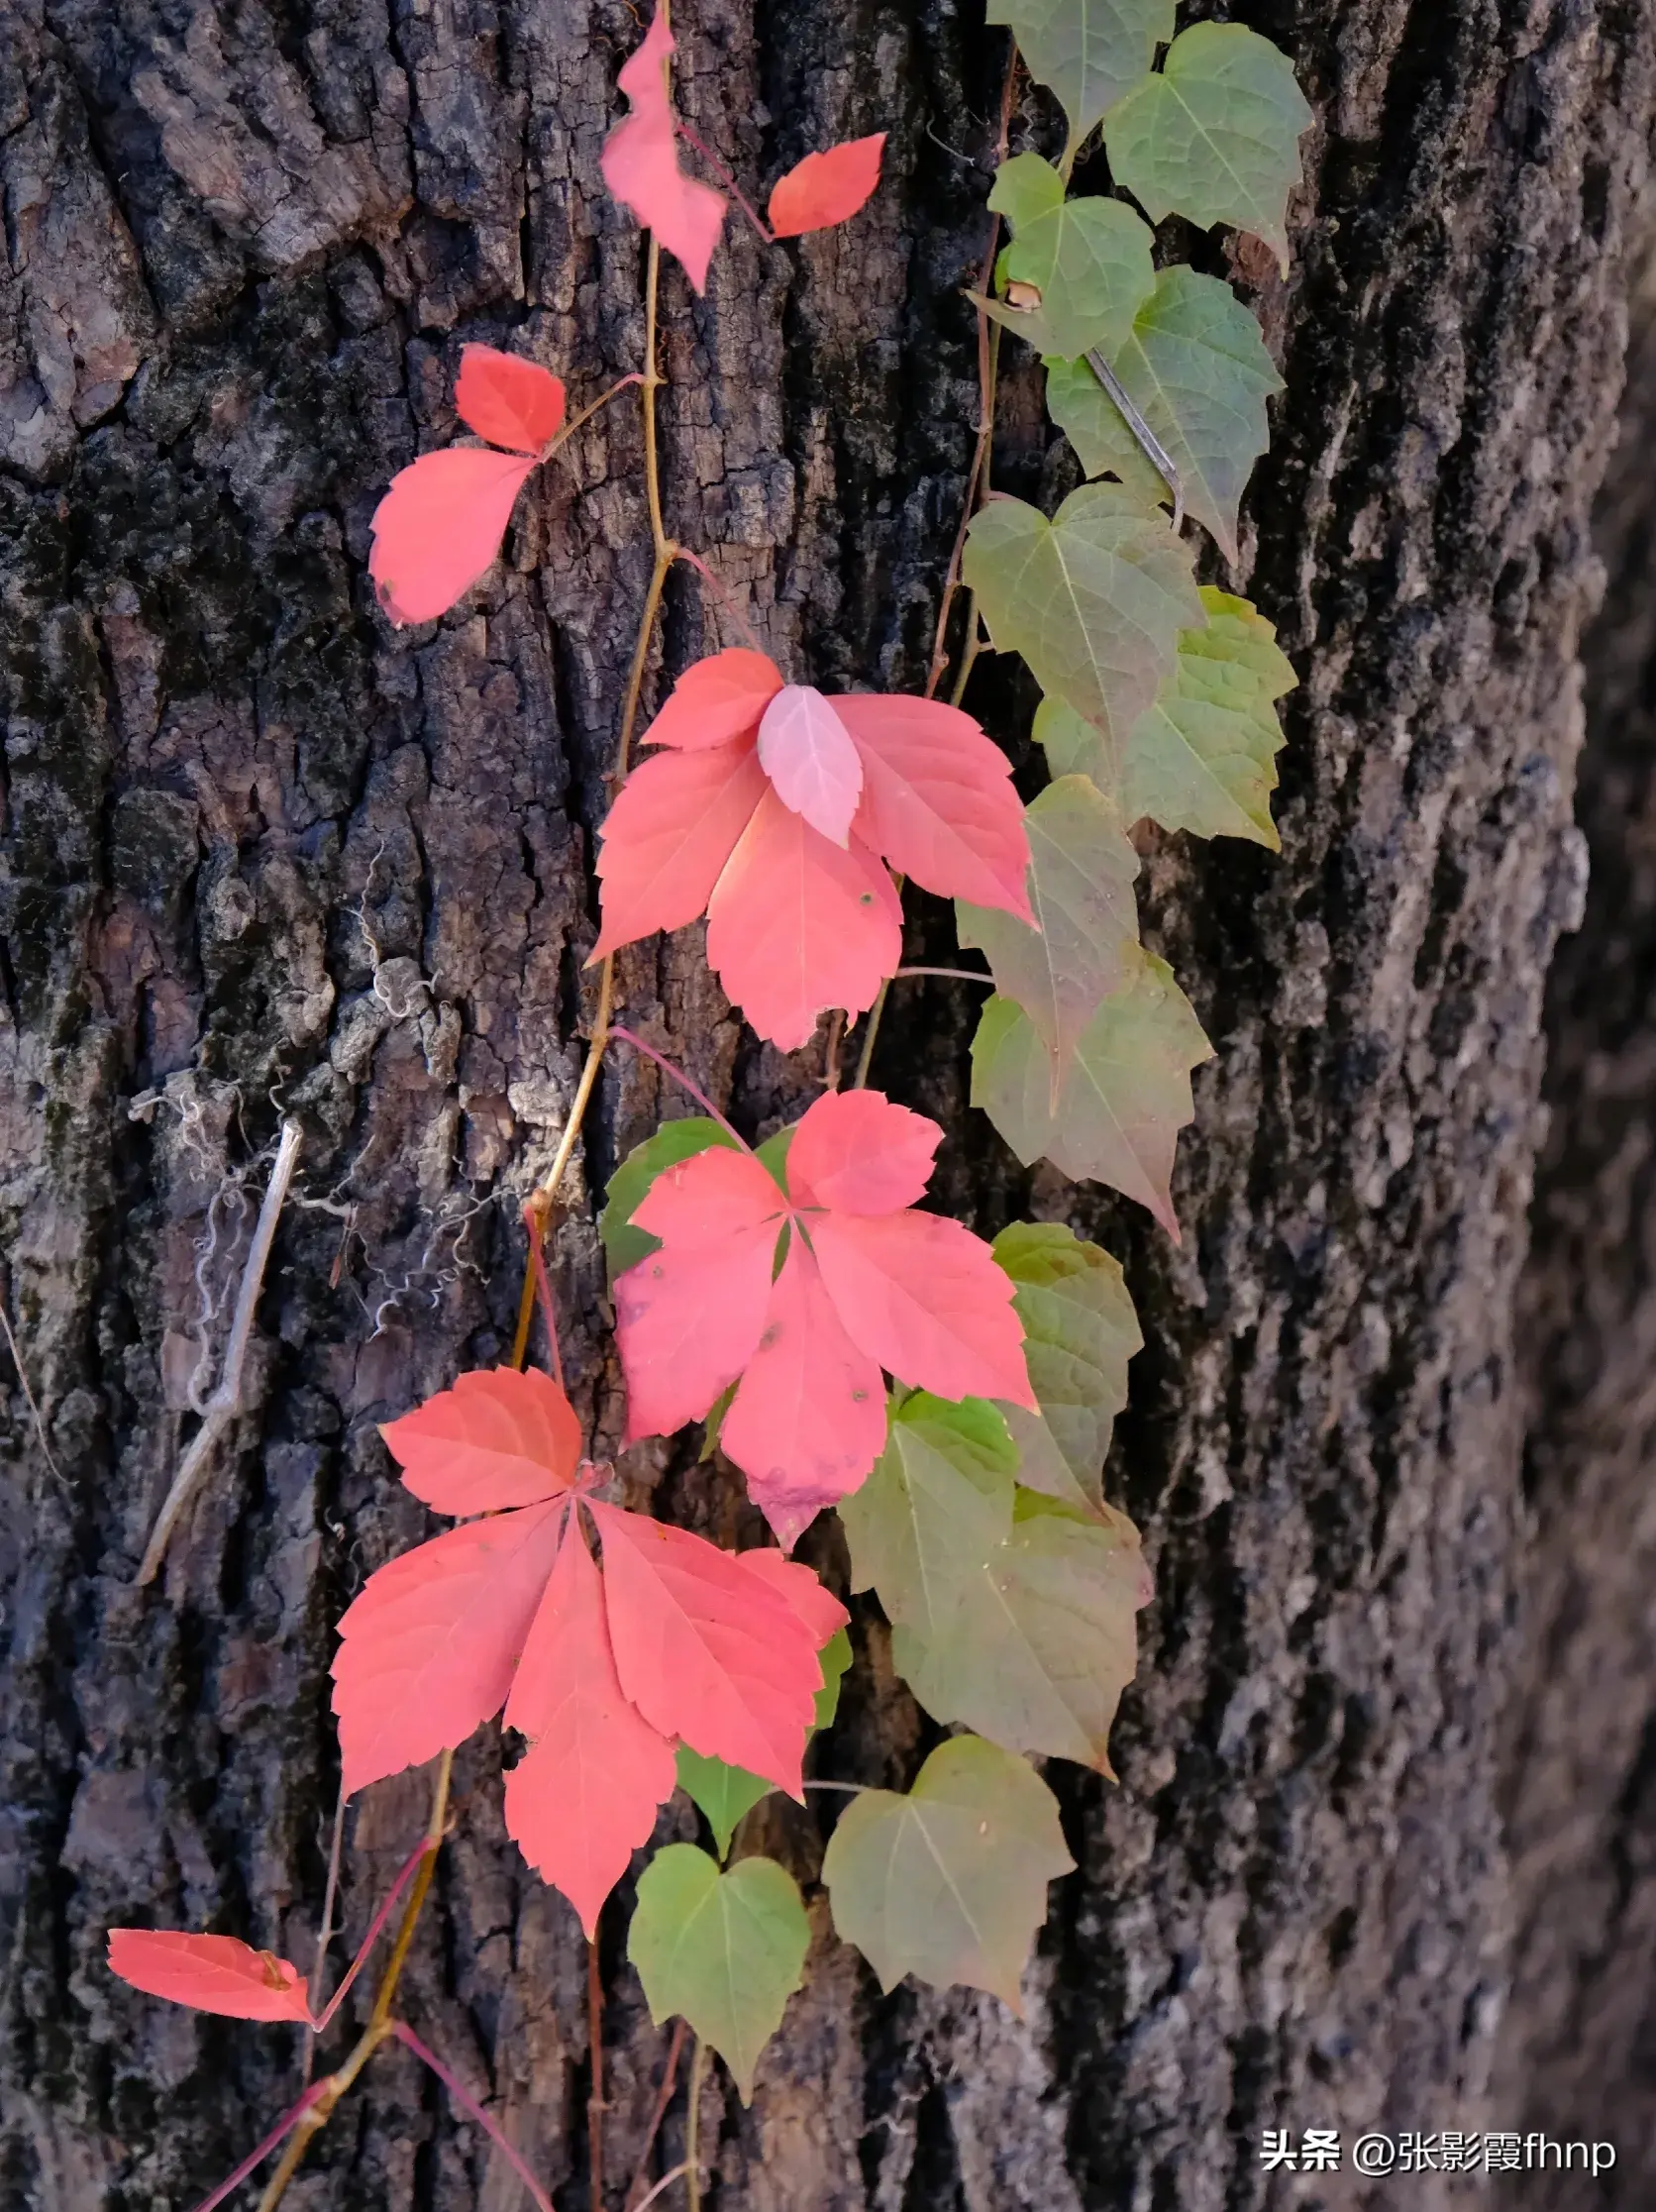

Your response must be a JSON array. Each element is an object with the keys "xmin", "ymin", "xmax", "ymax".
[
  {"xmin": 891, "ymin": 965, "xmax": 992, "ymax": 987},
  {"xmin": 388, "ymin": 2021, "xmax": 558, "ymax": 2212},
  {"xmin": 625, "ymin": 2019, "xmax": 687, "ymax": 2210},
  {"xmin": 673, "ymin": 117, "xmax": 774, "ymax": 245},
  {"xmin": 673, "ymin": 545, "xmax": 769, "ymax": 656},
  {"xmin": 254, "ymin": 1750, "xmax": 454, "ymax": 2212},
  {"xmin": 684, "ymin": 2037, "xmax": 711, "ymax": 2212},
  {"xmin": 608, "ymin": 1025, "xmax": 752, "ymax": 1152},
  {"xmin": 632, "ymin": 2162, "xmax": 691, "ymax": 2212},
  {"xmin": 858, "ymin": 45, "xmax": 1019, "ymax": 1093},
  {"xmin": 511, "ymin": 231, "xmax": 677, "ymax": 1371}
]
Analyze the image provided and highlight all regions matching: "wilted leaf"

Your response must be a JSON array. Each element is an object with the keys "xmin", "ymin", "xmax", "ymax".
[
  {"xmin": 958, "ymin": 776, "xmax": 1140, "ymax": 1093},
  {"xmin": 977, "ymin": 156, "xmax": 1154, "ymax": 361},
  {"xmin": 970, "ymin": 948, "xmax": 1212, "ymax": 1235},
  {"xmin": 986, "ymin": 0, "xmax": 1175, "ymax": 150},
  {"xmin": 628, "ymin": 1845, "xmax": 810, "ymax": 2100},
  {"xmin": 1044, "ymin": 270, "xmax": 1283, "ymax": 562},
  {"xmin": 991, "ymin": 1221, "xmax": 1142, "ymax": 1512},
  {"xmin": 1120, "ymin": 588, "xmax": 1294, "ymax": 846},
  {"xmin": 964, "ymin": 484, "xmax": 1203, "ymax": 744},
  {"xmin": 822, "ymin": 1736, "xmax": 1074, "ymax": 2009},
  {"xmin": 1103, "ymin": 22, "xmax": 1312, "ymax": 272}
]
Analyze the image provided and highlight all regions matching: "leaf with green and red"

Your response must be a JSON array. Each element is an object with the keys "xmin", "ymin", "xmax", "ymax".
[
  {"xmin": 329, "ymin": 1367, "xmax": 841, "ymax": 1933},
  {"xmin": 591, "ymin": 649, "xmax": 1031, "ymax": 1050},
  {"xmin": 616, "ymin": 1088, "xmax": 1035, "ymax": 1543}
]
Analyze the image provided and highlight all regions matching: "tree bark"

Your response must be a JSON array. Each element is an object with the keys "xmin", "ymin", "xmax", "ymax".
[{"xmin": 2, "ymin": 3, "xmax": 1653, "ymax": 2209}]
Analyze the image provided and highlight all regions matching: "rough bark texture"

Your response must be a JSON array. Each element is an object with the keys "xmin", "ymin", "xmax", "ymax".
[{"xmin": 2, "ymin": 3, "xmax": 1654, "ymax": 2210}]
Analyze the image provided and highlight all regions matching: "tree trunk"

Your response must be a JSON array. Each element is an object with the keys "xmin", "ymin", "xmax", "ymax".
[{"xmin": 3, "ymin": 3, "xmax": 1654, "ymax": 2209}]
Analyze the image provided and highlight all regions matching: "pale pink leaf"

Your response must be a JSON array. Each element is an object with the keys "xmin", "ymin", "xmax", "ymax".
[
  {"xmin": 368, "ymin": 447, "xmax": 536, "ymax": 627},
  {"xmin": 756, "ymin": 685, "xmax": 865, "ymax": 847},
  {"xmin": 785, "ymin": 1087, "xmax": 941, "ymax": 1214},
  {"xmin": 835, "ymin": 692, "xmax": 1033, "ymax": 917},
  {"xmin": 382, "ymin": 1367, "xmax": 581, "ymax": 1516},
  {"xmin": 720, "ymin": 1234, "xmax": 889, "ymax": 1545},
  {"xmin": 590, "ymin": 740, "xmax": 768, "ymax": 959},
  {"xmin": 811, "ymin": 1210, "xmax": 1035, "ymax": 1408},
  {"xmin": 705, "ymin": 789, "xmax": 903, "ymax": 1050}
]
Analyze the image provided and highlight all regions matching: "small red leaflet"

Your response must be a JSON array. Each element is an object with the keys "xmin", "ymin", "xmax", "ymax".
[
  {"xmin": 616, "ymin": 1088, "xmax": 1035, "ymax": 1543},
  {"xmin": 591, "ymin": 649, "xmax": 1033, "ymax": 1048},
  {"xmin": 600, "ymin": 6, "xmax": 727, "ymax": 292},
  {"xmin": 368, "ymin": 346, "xmax": 566, "ymax": 627},
  {"xmin": 107, "ymin": 1932, "xmax": 312, "ymax": 2024},
  {"xmin": 769, "ymin": 135, "xmax": 887, "ymax": 237},
  {"xmin": 329, "ymin": 1369, "xmax": 845, "ymax": 1933}
]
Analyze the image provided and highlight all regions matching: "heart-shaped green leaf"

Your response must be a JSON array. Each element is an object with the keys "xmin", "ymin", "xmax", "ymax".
[
  {"xmin": 822, "ymin": 1736, "xmax": 1075, "ymax": 2010},
  {"xmin": 627, "ymin": 1845, "xmax": 810, "ymax": 2101},
  {"xmin": 986, "ymin": 0, "xmax": 1175, "ymax": 150},
  {"xmin": 1103, "ymin": 23, "xmax": 1311, "ymax": 272},
  {"xmin": 992, "ymin": 1221, "xmax": 1142, "ymax": 1513},
  {"xmin": 977, "ymin": 156, "xmax": 1155, "ymax": 362}
]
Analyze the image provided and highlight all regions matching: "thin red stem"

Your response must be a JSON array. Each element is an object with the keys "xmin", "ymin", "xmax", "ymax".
[
  {"xmin": 389, "ymin": 2021, "xmax": 558, "ymax": 2212},
  {"xmin": 633, "ymin": 2164, "xmax": 690, "ymax": 2212},
  {"xmin": 313, "ymin": 1834, "xmax": 435, "ymax": 2033},
  {"xmin": 521, "ymin": 1202, "xmax": 566, "ymax": 1392},
  {"xmin": 673, "ymin": 119, "xmax": 774, "ymax": 244},
  {"xmin": 608, "ymin": 1027, "xmax": 753, "ymax": 1153},
  {"xmin": 673, "ymin": 547, "xmax": 769, "ymax": 657},
  {"xmin": 188, "ymin": 2082, "xmax": 332, "ymax": 2212},
  {"xmin": 625, "ymin": 2019, "xmax": 687, "ymax": 2210}
]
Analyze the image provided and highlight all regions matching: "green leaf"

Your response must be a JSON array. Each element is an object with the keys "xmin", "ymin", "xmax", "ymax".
[
  {"xmin": 957, "ymin": 776, "xmax": 1140, "ymax": 1093},
  {"xmin": 822, "ymin": 1736, "xmax": 1074, "ymax": 2010},
  {"xmin": 892, "ymin": 1495, "xmax": 1149, "ymax": 1772},
  {"xmin": 992, "ymin": 1222, "xmax": 1142, "ymax": 1513},
  {"xmin": 963, "ymin": 484, "xmax": 1203, "ymax": 745},
  {"xmin": 1103, "ymin": 23, "xmax": 1312, "ymax": 273},
  {"xmin": 986, "ymin": 0, "xmax": 1175, "ymax": 150},
  {"xmin": 839, "ymin": 1394, "xmax": 1016, "ymax": 1644},
  {"xmin": 628, "ymin": 1845, "xmax": 810, "ymax": 2101},
  {"xmin": 1031, "ymin": 693, "xmax": 1122, "ymax": 794},
  {"xmin": 1044, "ymin": 270, "xmax": 1283, "ymax": 562},
  {"xmin": 976, "ymin": 157, "xmax": 1155, "ymax": 362},
  {"xmin": 970, "ymin": 947, "xmax": 1212, "ymax": 1235},
  {"xmin": 599, "ymin": 1118, "xmax": 738, "ymax": 1279},
  {"xmin": 814, "ymin": 1624, "xmax": 853, "ymax": 1732},
  {"xmin": 755, "ymin": 1123, "xmax": 794, "ymax": 1193},
  {"xmin": 675, "ymin": 1748, "xmax": 775, "ymax": 1861},
  {"xmin": 1120, "ymin": 588, "xmax": 1294, "ymax": 847},
  {"xmin": 675, "ymin": 1627, "xmax": 852, "ymax": 1857}
]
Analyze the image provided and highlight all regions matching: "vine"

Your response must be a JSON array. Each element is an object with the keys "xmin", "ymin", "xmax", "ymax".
[{"xmin": 111, "ymin": 3, "xmax": 1309, "ymax": 2205}]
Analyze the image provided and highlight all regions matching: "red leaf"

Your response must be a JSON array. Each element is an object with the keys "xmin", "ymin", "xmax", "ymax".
[
  {"xmin": 331, "ymin": 1501, "xmax": 569, "ymax": 1795},
  {"xmin": 590, "ymin": 741, "xmax": 768, "ymax": 961},
  {"xmin": 810, "ymin": 1210, "xmax": 1036, "ymax": 1407},
  {"xmin": 600, "ymin": 7, "xmax": 728, "ymax": 293},
  {"xmin": 592, "ymin": 1502, "xmax": 822, "ymax": 1792},
  {"xmin": 502, "ymin": 1513, "xmax": 675, "ymax": 1936},
  {"xmin": 835, "ymin": 693, "xmax": 1033, "ymax": 918},
  {"xmin": 704, "ymin": 790, "xmax": 902, "ymax": 1050},
  {"xmin": 733, "ymin": 1547, "xmax": 851, "ymax": 1648},
  {"xmin": 368, "ymin": 447, "xmax": 537, "ymax": 627},
  {"xmin": 755, "ymin": 685, "xmax": 864, "ymax": 846},
  {"xmin": 643, "ymin": 649, "xmax": 784, "ymax": 751},
  {"xmin": 768, "ymin": 134, "xmax": 886, "ymax": 238},
  {"xmin": 382, "ymin": 1367, "xmax": 581, "ymax": 1515},
  {"xmin": 786, "ymin": 1088, "xmax": 940, "ymax": 1213},
  {"xmin": 618, "ymin": 1146, "xmax": 783, "ymax": 1440},
  {"xmin": 454, "ymin": 345, "xmax": 567, "ymax": 454},
  {"xmin": 616, "ymin": 1089, "xmax": 1033, "ymax": 1536},
  {"xmin": 107, "ymin": 1931, "xmax": 312, "ymax": 2024},
  {"xmin": 720, "ymin": 1233, "xmax": 887, "ymax": 1545}
]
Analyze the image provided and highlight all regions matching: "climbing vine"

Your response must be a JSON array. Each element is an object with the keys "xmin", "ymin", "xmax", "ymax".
[{"xmin": 110, "ymin": 3, "xmax": 1309, "ymax": 2205}]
